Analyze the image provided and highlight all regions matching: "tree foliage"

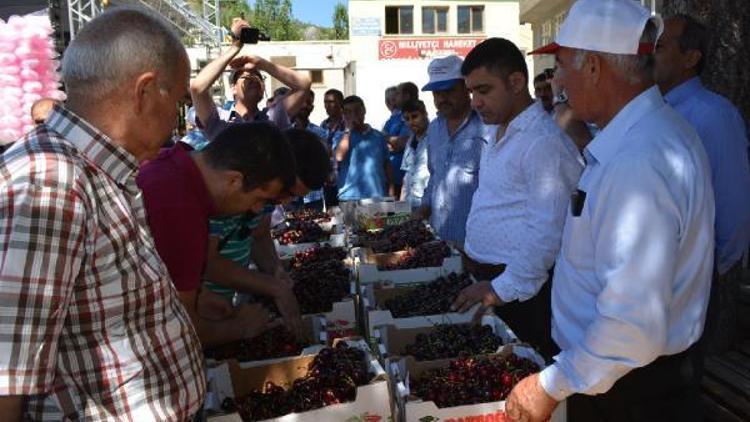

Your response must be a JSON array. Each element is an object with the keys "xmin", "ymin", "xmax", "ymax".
[
  {"xmin": 253, "ymin": 0, "xmax": 300, "ymax": 41},
  {"xmin": 332, "ymin": 2, "xmax": 349, "ymax": 40}
]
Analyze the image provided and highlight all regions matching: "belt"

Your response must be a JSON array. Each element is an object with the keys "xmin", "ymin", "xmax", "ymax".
[{"xmin": 461, "ymin": 253, "xmax": 506, "ymax": 280}]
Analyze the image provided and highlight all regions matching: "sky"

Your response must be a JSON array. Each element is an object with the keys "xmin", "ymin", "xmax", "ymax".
[{"xmin": 247, "ymin": 0, "xmax": 346, "ymax": 28}]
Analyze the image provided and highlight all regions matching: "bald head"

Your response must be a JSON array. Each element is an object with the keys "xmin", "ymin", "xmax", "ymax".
[
  {"xmin": 61, "ymin": 6, "xmax": 187, "ymax": 106},
  {"xmin": 31, "ymin": 98, "xmax": 58, "ymax": 124}
]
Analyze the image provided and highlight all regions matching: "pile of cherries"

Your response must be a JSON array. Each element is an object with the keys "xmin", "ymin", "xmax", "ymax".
[
  {"xmin": 290, "ymin": 258, "xmax": 350, "ymax": 314},
  {"xmin": 274, "ymin": 220, "xmax": 327, "ymax": 245},
  {"xmin": 381, "ymin": 241, "xmax": 452, "ymax": 270},
  {"xmin": 204, "ymin": 325, "xmax": 307, "ymax": 362},
  {"xmin": 286, "ymin": 209, "xmax": 331, "ymax": 223},
  {"xmin": 224, "ymin": 342, "xmax": 373, "ymax": 420},
  {"xmin": 369, "ymin": 220, "xmax": 435, "ymax": 253},
  {"xmin": 291, "ymin": 245, "xmax": 347, "ymax": 269},
  {"xmin": 412, "ymin": 353, "xmax": 540, "ymax": 408},
  {"xmin": 384, "ymin": 272, "xmax": 472, "ymax": 318},
  {"xmin": 404, "ymin": 324, "xmax": 504, "ymax": 361}
]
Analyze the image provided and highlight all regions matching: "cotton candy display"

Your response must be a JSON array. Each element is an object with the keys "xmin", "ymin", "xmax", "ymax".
[{"xmin": 0, "ymin": 14, "xmax": 66, "ymax": 145}]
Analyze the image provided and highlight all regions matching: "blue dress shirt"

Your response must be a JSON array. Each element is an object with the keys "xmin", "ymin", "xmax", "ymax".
[
  {"xmin": 422, "ymin": 110, "xmax": 487, "ymax": 245},
  {"xmin": 664, "ymin": 77, "xmax": 750, "ymax": 273},
  {"xmin": 382, "ymin": 109, "xmax": 412, "ymax": 186}
]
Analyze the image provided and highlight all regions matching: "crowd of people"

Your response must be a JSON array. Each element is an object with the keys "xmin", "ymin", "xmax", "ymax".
[{"xmin": 0, "ymin": 0, "xmax": 748, "ymax": 420}]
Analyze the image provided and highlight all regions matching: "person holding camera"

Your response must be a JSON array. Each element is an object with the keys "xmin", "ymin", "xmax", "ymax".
[{"xmin": 190, "ymin": 18, "xmax": 311, "ymax": 138}]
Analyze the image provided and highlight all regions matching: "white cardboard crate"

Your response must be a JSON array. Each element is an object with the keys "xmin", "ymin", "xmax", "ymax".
[
  {"xmin": 205, "ymin": 338, "xmax": 393, "ymax": 422},
  {"xmin": 362, "ymin": 278, "xmax": 482, "ymax": 338},
  {"xmin": 274, "ymin": 232, "xmax": 347, "ymax": 259},
  {"xmin": 373, "ymin": 314, "xmax": 518, "ymax": 362},
  {"xmin": 392, "ymin": 344, "xmax": 566, "ymax": 422},
  {"xmin": 355, "ymin": 246, "xmax": 463, "ymax": 284}
]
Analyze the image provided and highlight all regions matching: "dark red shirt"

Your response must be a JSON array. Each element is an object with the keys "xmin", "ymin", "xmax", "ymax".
[{"xmin": 137, "ymin": 143, "xmax": 216, "ymax": 292}]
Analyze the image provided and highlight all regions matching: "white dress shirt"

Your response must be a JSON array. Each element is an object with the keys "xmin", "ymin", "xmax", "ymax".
[
  {"xmin": 464, "ymin": 101, "xmax": 583, "ymax": 302},
  {"xmin": 400, "ymin": 132, "xmax": 430, "ymax": 209},
  {"xmin": 539, "ymin": 86, "xmax": 715, "ymax": 401}
]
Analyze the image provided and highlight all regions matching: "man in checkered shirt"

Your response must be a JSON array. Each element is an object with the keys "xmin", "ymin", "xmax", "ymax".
[{"xmin": 0, "ymin": 7, "xmax": 205, "ymax": 421}]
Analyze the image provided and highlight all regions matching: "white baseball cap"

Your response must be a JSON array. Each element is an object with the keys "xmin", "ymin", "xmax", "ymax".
[
  {"xmin": 422, "ymin": 55, "xmax": 464, "ymax": 92},
  {"xmin": 529, "ymin": 0, "xmax": 663, "ymax": 56}
]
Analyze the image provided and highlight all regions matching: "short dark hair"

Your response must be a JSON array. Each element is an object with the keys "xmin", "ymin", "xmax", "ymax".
[
  {"xmin": 324, "ymin": 89, "xmax": 344, "ymax": 102},
  {"xmin": 284, "ymin": 128, "xmax": 331, "ymax": 191},
  {"xmin": 461, "ymin": 37, "xmax": 529, "ymax": 84},
  {"xmin": 273, "ymin": 86, "xmax": 291, "ymax": 97},
  {"xmin": 203, "ymin": 122, "xmax": 296, "ymax": 192},
  {"xmin": 398, "ymin": 82, "xmax": 419, "ymax": 101},
  {"xmin": 672, "ymin": 14, "xmax": 709, "ymax": 75},
  {"xmin": 342, "ymin": 95, "xmax": 364, "ymax": 108},
  {"xmin": 401, "ymin": 99, "xmax": 426, "ymax": 114}
]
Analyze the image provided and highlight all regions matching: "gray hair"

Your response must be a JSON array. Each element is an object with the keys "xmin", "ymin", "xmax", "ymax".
[
  {"xmin": 572, "ymin": 19, "xmax": 660, "ymax": 85},
  {"xmin": 61, "ymin": 6, "xmax": 186, "ymax": 103}
]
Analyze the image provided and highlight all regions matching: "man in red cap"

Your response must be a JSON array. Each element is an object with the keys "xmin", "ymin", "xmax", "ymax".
[{"xmin": 506, "ymin": 0, "xmax": 714, "ymax": 421}]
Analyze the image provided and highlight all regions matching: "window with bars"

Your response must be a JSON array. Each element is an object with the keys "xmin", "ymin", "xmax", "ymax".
[
  {"xmin": 457, "ymin": 5, "xmax": 484, "ymax": 34},
  {"xmin": 385, "ymin": 6, "xmax": 414, "ymax": 34},
  {"xmin": 422, "ymin": 6, "xmax": 448, "ymax": 34}
]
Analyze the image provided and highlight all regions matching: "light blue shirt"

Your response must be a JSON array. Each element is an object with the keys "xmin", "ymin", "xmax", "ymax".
[
  {"xmin": 540, "ymin": 87, "xmax": 715, "ymax": 400},
  {"xmin": 664, "ymin": 77, "xmax": 750, "ymax": 274},
  {"xmin": 334, "ymin": 126, "xmax": 389, "ymax": 201},
  {"xmin": 422, "ymin": 110, "xmax": 486, "ymax": 245}
]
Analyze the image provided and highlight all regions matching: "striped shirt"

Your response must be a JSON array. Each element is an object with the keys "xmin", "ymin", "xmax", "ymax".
[
  {"xmin": 205, "ymin": 205, "xmax": 275, "ymax": 301},
  {"xmin": 0, "ymin": 106, "xmax": 206, "ymax": 420},
  {"xmin": 422, "ymin": 111, "xmax": 487, "ymax": 245}
]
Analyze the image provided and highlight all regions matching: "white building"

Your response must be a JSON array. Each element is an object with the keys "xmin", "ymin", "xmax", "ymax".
[
  {"xmin": 349, "ymin": 0, "xmax": 533, "ymax": 126},
  {"xmin": 188, "ymin": 0, "xmax": 532, "ymax": 127}
]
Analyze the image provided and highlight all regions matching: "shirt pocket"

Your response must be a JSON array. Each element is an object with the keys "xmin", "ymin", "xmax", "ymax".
[{"xmin": 560, "ymin": 203, "xmax": 594, "ymax": 269}]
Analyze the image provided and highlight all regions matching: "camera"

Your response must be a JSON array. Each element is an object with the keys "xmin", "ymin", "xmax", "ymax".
[{"xmin": 239, "ymin": 27, "xmax": 270, "ymax": 44}]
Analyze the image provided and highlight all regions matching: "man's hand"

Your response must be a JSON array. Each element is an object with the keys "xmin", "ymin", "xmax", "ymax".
[
  {"xmin": 228, "ymin": 55, "xmax": 262, "ymax": 70},
  {"xmin": 505, "ymin": 373, "xmax": 559, "ymax": 422},
  {"xmin": 230, "ymin": 18, "xmax": 250, "ymax": 46},
  {"xmin": 274, "ymin": 266, "xmax": 295, "ymax": 289},
  {"xmin": 274, "ymin": 285, "xmax": 304, "ymax": 340},
  {"xmin": 196, "ymin": 288, "xmax": 235, "ymax": 321},
  {"xmin": 412, "ymin": 205, "xmax": 430, "ymax": 221},
  {"xmin": 235, "ymin": 303, "xmax": 272, "ymax": 339},
  {"xmin": 451, "ymin": 280, "xmax": 503, "ymax": 315}
]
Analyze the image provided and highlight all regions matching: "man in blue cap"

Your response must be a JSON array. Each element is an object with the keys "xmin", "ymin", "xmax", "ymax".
[{"xmin": 415, "ymin": 55, "xmax": 486, "ymax": 246}]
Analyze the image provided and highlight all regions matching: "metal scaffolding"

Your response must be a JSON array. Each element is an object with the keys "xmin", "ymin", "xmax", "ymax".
[
  {"xmin": 66, "ymin": 0, "xmax": 102, "ymax": 41},
  {"xmin": 61, "ymin": 0, "xmax": 221, "ymax": 46}
]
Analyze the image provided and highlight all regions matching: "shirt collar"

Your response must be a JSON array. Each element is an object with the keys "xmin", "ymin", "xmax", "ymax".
[
  {"xmin": 585, "ymin": 85, "xmax": 665, "ymax": 166},
  {"xmin": 46, "ymin": 104, "xmax": 140, "ymax": 188},
  {"xmin": 501, "ymin": 101, "xmax": 545, "ymax": 142},
  {"xmin": 438, "ymin": 109, "xmax": 481, "ymax": 135},
  {"xmin": 663, "ymin": 76, "xmax": 702, "ymax": 107}
]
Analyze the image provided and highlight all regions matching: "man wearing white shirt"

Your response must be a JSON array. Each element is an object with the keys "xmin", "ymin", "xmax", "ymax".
[
  {"xmin": 452, "ymin": 38, "xmax": 582, "ymax": 360},
  {"xmin": 504, "ymin": 1, "xmax": 714, "ymax": 421},
  {"xmin": 399, "ymin": 99, "xmax": 431, "ymax": 209}
]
